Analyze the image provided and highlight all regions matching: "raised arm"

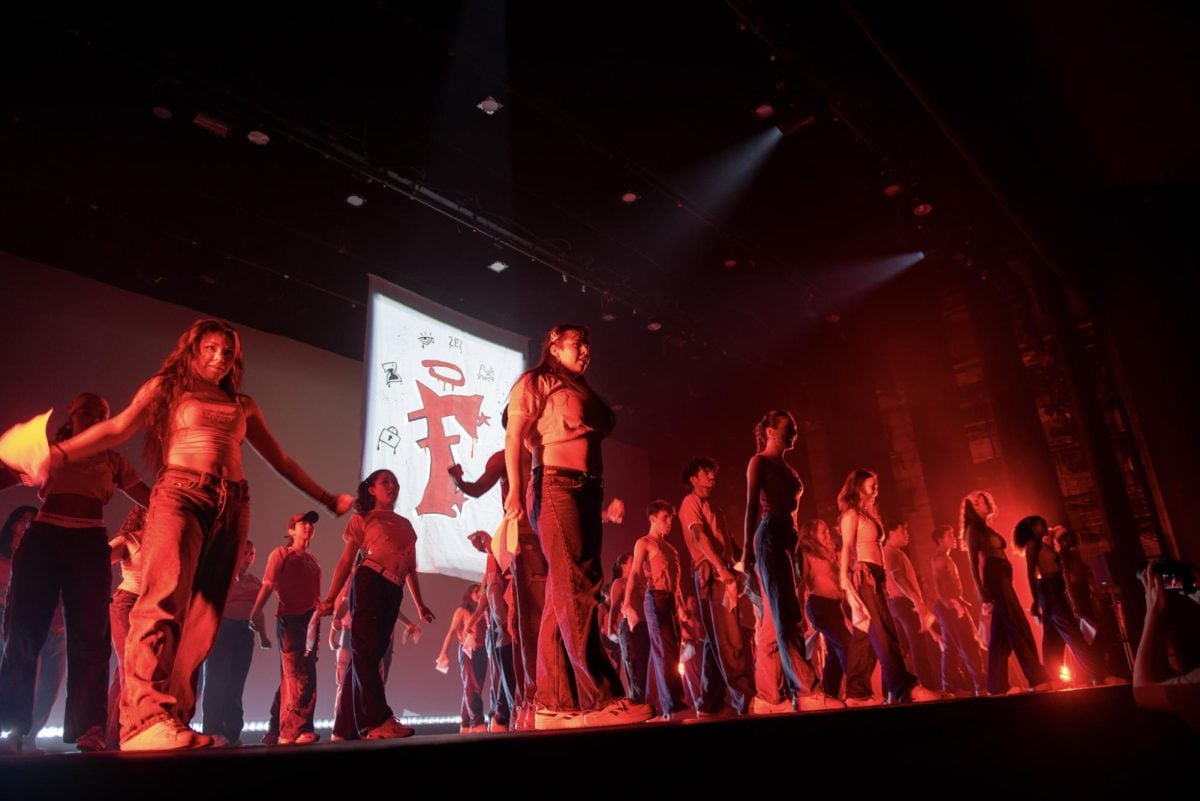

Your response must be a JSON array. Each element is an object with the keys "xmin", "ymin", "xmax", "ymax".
[
  {"xmin": 241, "ymin": 395, "xmax": 353, "ymax": 515},
  {"xmin": 451, "ymin": 450, "xmax": 506, "ymax": 498}
]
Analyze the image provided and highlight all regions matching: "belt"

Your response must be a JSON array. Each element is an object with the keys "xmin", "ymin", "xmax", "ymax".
[
  {"xmin": 533, "ymin": 466, "xmax": 602, "ymax": 481},
  {"xmin": 159, "ymin": 466, "xmax": 250, "ymax": 499},
  {"xmin": 362, "ymin": 558, "xmax": 405, "ymax": 587}
]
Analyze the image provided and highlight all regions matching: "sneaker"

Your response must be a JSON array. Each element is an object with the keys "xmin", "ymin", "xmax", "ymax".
[
  {"xmin": 261, "ymin": 731, "xmax": 279, "ymax": 746},
  {"xmin": 1029, "ymin": 682, "xmax": 1052, "ymax": 693},
  {"xmin": 906, "ymin": 685, "xmax": 942, "ymax": 703},
  {"xmin": 293, "ymin": 732, "xmax": 320, "ymax": 745},
  {"xmin": 533, "ymin": 707, "xmax": 584, "ymax": 731},
  {"xmin": 364, "ymin": 718, "xmax": 414, "ymax": 739},
  {"xmin": 121, "ymin": 720, "xmax": 206, "ymax": 752},
  {"xmin": 845, "ymin": 695, "xmax": 882, "ymax": 708},
  {"xmin": 581, "ymin": 698, "xmax": 655, "ymax": 728},
  {"xmin": 648, "ymin": 708, "xmax": 696, "ymax": 723},
  {"xmin": 487, "ymin": 718, "xmax": 509, "ymax": 732},
  {"xmin": 695, "ymin": 706, "xmax": 738, "ymax": 720},
  {"xmin": 749, "ymin": 696, "xmax": 793, "ymax": 715},
  {"xmin": 75, "ymin": 725, "xmax": 106, "ymax": 753},
  {"xmin": 465, "ymin": 724, "xmax": 489, "ymax": 734},
  {"xmin": 796, "ymin": 692, "xmax": 845, "ymax": 712}
]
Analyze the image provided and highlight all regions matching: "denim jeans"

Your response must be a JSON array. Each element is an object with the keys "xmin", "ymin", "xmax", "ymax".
[
  {"xmin": 107, "ymin": 589, "xmax": 138, "ymax": 747},
  {"xmin": 201, "ymin": 616, "xmax": 255, "ymax": 743},
  {"xmin": 333, "ymin": 566, "xmax": 404, "ymax": 738},
  {"xmin": 530, "ymin": 469, "xmax": 621, "ymax": 712},
  {"xmin": 1037, "ymin": 574, "xmax": 1105, "ymax": 682},
  {"xmin": 0, "ymin": 521, "xmax": 110, "ymax": 741},
  {"xmin": 694, "ymin": 564, "xmax": 754, "ymax": 714},
  {"xmin": 644, "ymin": 589, "xmax": 686, "ymax": 715},
  {"xmin": 745, "ymin": 570, "xmax": 785, "ymax": 703},
  {"xmin": 120, "ymin": 467, "xmax": 250, "ymax": 740},
  {"xmin": 486, "ymin": 623, "xmax": 515, "ymax": 725},
  {"xmin": 753, "ymin": 515, "xmax": 818, "ymax": 698},
  {"xmin": 459, "ymin": 643, "xmax": 488, "ymax": 728},
  {"xmin": 887, "ymin": 596, "xmax": 941, "ymax": 691},
  {"xmin": 933, "ymin": 599, "xmax": 985, "ymax": 693},
  {"xmin": 983, "ymin": 558, "xmax": 1048, "ymax": 693},
  {"xmin": 512, "ymin": 528, "xmax": 548, "ymax": 708},
  {"xmin": 853, "ymin": 562, "xmax": 917, "ymax": 699},
  {"xmin": 807, "ymin": 594, "xmax": 873, "ymax": 699}
]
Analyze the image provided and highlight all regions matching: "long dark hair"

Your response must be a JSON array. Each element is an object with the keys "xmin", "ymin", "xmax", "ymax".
[
  {"xmin": 1013, "ymin": 515, "xmax": 1046, "ymax": 553},
  {"xmin": 837, "ymin": 469, "xmax": 878, "ymax": 516},
  {"xmin": 508, "ymin": 323, "xmax": 616, "ymax": 435},
  {"xmin": 753, "ymin": 409, "xmax": 792, "ymax": 452},
  {"xmin": 611, "ymin": 552, "xmax": 632, "ymax": 581},
  {"xmin": 55, "ymin": 393, "xmax": 110, "ymax": 442},
  {"xmin": 959, "ymin": 490, "xmax": 995, "ymax": 540},
  {"xmin": 0, "ymin": 505, "xmax": 37, "ymax": 559},
  {"xmin": 354, "ymin": 469, "xmax": 396, "ymax": 514},
  {"xmin": 144, "ymin": 319, "xmax": 244, "ymax": 467},
  {"xmin": 460, "ymin": 583, "xmax": 481, "ymax": 612},
  {"xmin": 798, "ymin": 519, "xmax": 836, "ymax": 561}
]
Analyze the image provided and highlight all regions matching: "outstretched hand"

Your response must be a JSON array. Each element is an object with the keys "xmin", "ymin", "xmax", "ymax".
[{"xmin": 331, "ymin": 493, "xmax": 355, "ymax": 516}]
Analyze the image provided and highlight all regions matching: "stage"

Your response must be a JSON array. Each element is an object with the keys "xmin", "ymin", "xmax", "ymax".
[{"xmin": 1, "ymin": 686, "xmax": 1194, "ymax": 799}]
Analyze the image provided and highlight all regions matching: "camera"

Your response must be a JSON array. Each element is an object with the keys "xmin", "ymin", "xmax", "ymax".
[{"xmin": 1142, "ymin": 559, "xmax": 1196, "ymax": 594}]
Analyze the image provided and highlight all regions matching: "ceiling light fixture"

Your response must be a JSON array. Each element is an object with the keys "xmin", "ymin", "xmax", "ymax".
[
  {"xmin": 476, "ymin": 96, "xmax": 504, "ymax": 115},
  {"xmin": 247, "ymin": 130, "xmax": 270, "ymax": 146},
  {"xmin": 753, "ymin": 103, "xmax": 775, "ymax": 119},
  {"xmin": 912, "ymin": 202, "xmax": 933, "ymax": 217},
  {"xmin": 882, "ymin": 183, "xmax": 903, "ymax": 197},
  {"xmin": 646, "ymin": 322, "xmax": 662, "ymax": 332},
  {"xmin": 487, "ymin": 261, "xmax": 508, "ymax": 273},
  {"xmin": 620, "ymin": 192, "xmax": 640, "ymax": 204},
  {"xmin": 345, "ymin": 194, "xmax": 365, "ymax": 207}
]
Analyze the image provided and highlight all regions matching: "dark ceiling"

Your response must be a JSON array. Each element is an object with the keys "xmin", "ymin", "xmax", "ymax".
[{"xmin": 2, "ymin": 1, "xmax": 1197, "ymax": 442}]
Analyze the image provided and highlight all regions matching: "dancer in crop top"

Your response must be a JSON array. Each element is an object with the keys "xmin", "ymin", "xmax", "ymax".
[
  {"xmin": 742, "ymin": 410, "xmax": 832, "ymax": 711},
  {"xmin": 34, "ymin": 319, "xmax": 354, "ymax": 751},
  {"xmin": 961, "ymin": 491, "xmax": 1048, "ymax": 694},
  {"xmin": 0, "ymin": 393, "xmax": 151, "ymax": 755},
  {"xmin": 837, "ymin": 469, "xmax": 937, "ymax": 704},
  {"xmin": 323, "ymin": 469, "xmax": 435, "ymax": 740},
  {"xmin": 504, "ymin": 324, "xmax": 652, "ymax": 728}
]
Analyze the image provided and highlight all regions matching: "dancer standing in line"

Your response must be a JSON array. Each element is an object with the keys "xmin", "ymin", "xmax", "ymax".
[
  {"xmin": 742, "ymin": 410, "xmax": 836, "ymax": 712},
  {"xmin": 961, "ymin": 491, "xmax": 1049, "ymax": 695},
  {"xmin": 503, "ymin": 324, "xmax": 652, "ymax": 727}
]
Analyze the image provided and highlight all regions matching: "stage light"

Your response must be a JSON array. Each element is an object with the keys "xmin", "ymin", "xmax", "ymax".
[
  {"xmin": 192, "ymin": 112, "xmax": 232, "ymax": 139},
  {"xmin": 620, "ymin": 191, "xmax": 640, "ymax": 204},
  {"xmin": 646, "ymin": 322, "xmax": 662, "ymax": 332},
  {"xmin": 912, "ymin": 202, "xmax": 933, "ymax": 217},
  {"xmin": 753, "ymin": 103, "xmax": 775, "ymax": 119},
  {"xmin": 151, "ymin": 106, "xmax": 173, "ymax": 121},
  {"xmin": 247, "ymin": 130, "xmax": 270, "ymax": 146},
  {"xmin": 723, "ymin": 258, "xmax": 738, "ymax": 269},
  {"xmin": 883, "ymin": 183, "xmax": 903, "ymax": 197},
  {"xmin": 601, "ymin": 311, "xmax": 617, "ymax": 322},
  {"xmin": 476, "ymin": 96, "xmax": 504, "ymax": 115},
  {"xmin": 487, "ymin": 261, "xmax": 508, "ymax": 273},
  {"xmin": 346, "ymin": 194, "xmax": 365, "ymax": 207}
]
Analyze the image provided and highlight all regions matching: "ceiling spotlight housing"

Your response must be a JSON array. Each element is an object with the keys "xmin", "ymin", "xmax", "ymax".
[
  {"xmin": 151, "ymin": 106, "xmax": 173, "ymax": 121},
  {"xmin": 753, "ymin": 103, "xmax": 775, "ymax": 119},
  {"xmin": 487, "ymin": 261, "xmax": 508, "ymax": 273},
  {"xmin": 477, "ymin": 96, "xmax": 504, "ymax": 115},
  {"xmin": 722, "ymin": 258, "xmax": 738, "ymax": 269},
  {"xmin": 246, "ymin": 130, "xmax": 270, "ymax": 146},
  {"xmin": 345, "ymin": 194, "xmax": 365, "ymax": 207},
  {"xmin": 882, "ymin": 183, "xmax": 903, "ymax": 197},
  {"xmin": 912, "ymin": 202, "xmax": 933, "ymax": 217},
  {"xmin": 620, "ymin": 191, "xmax": 640, "ymax": 204},
  {"xmin": 601, "ymin": 311, "xmax": 617, "ymax": 322},
  {"xmin": 646, "ymin": 322, "xmax": 662, "ymax": 332}
]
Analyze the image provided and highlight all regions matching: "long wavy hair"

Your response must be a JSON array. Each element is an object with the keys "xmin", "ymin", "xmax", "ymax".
[
  {"xmin": 55, "ymin": 393, "xmax": 110, "ymax": 443},
  {"xmin": 460, "ymin": 583, "xmax": 481, "ymax": 613},
  {"xmin": 959, "ymin": 490, "xmax": 995, "ymax": 540},
  {"xmin": 144, "ymin": 319, "xmax": 244, "ymax": 467},
  {"xmin": 837, "ymin": 469, "xmax": 878, "ymax": 517},
  {"xmin": 798, "ymin": 519, "xmax": 837, "ymax": 562},
  {"xmin": 753, "ymin": 409, "xmax": 793, "ymax": 452},
  {"xmin": 0, "ymin": 505, "xmax": 38, "ymax": 559},
  {"xmin": 508, "ymin": 323, "xmax": 616, "ymax": 436},
  {"xmin": 354, "ymin": 469, "xmax": 396, "ymax": 514}
]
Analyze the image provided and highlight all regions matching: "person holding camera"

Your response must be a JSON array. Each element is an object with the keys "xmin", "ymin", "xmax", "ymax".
[{"xmin": 1133, "ymin": 558, "xmax": 1200, "ymax": 730}]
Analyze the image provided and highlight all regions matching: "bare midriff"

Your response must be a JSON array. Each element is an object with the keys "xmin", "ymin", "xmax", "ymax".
[
  {"xmin": 164, "ymin": 392, "xmax": 247, "ymax": 479},
  {"xmin": 533, "ymin": 433, "xmax": 604, "ymax": 476}
]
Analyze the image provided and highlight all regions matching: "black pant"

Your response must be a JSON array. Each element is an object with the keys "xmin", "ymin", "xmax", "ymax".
[
  {"xmin": 854, "ymin": 562, "xmax": 917, "ymax": 699},
  {"xmin": 0, "ymin": 523, "xmax": 110, "ymax": 740},
  {"xmin": 201, "ymin": 616, "xmax": 255, "ymax": 742},
  {"xmin": 983, "ymin": 558, "xmax": 1048, "ymax": 693},
  {"xmin": 333, "ymin": 566, "xmax": 404, "ymax": 738}
]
